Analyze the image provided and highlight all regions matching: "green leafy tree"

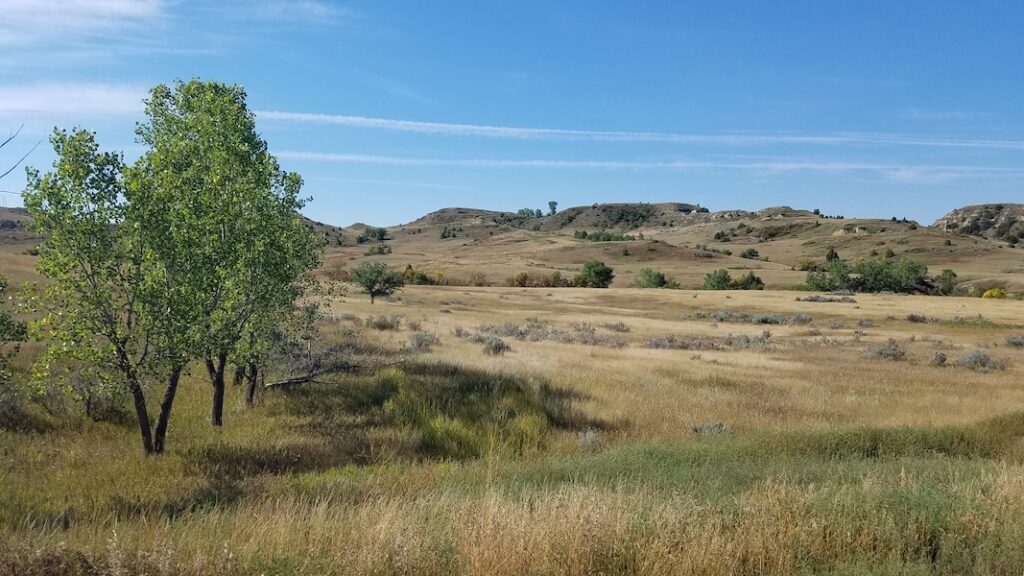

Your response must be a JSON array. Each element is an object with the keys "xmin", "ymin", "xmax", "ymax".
[
  {"xmin": 702, "ymin": 269, "xmax": 733, "ymax": 290},
  {"xmin": 934, "ymin": 268, "xmax": 959, "ymax": 296},
  {"xmin": 635, "ymin": 268, "xmax": 669, "ymax": 288},
  {"xmin": 731, "ymin": 271, "xmax": 765, "ymax": 290},
  {"xmin": 806, "ymin": 260, "xmax": 853, "ymax": 292},
  {"xmin": 351, "ymin": 261, "xmax": 404, "ymax": 303},
  {"xmin": 130, "ymin": 79, "xmax": 324, "ymax": 428},
  {"xmin": 548, "ymin": 201, "xmax": 558, "ymax": 216},
  {"xmin": 853, "ymin": 258, "xmax": 928, "ymax": 293},
  {"xmin": 574, "ymin": 261, "xmax": 615, "ymax": 288},
  {"xmin": 23, "ymin": 129, "xmax": 183, "ymax": 454}
]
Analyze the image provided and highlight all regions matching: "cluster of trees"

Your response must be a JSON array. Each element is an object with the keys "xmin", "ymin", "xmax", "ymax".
[
  {"xmin": 439, "ymin": 226, "xmax": 462, "ymax": 239},
  {"xmin": 22, "ymin": 80, "xmax": 324, "ymax": 454},
  {"xmin": 805, "ymin": 257, "xmax": 938, "ymax": 294},
  {"xmin": 356, "ymin": 227, "xmax": 389, "ymax": 244},
  {"xmin": 703, "ymin": 269, "xmax": 765, "ymax": 291},
  {"xmin": 504, "ymin": 261, "xmax": 615, "ymax": 288}
]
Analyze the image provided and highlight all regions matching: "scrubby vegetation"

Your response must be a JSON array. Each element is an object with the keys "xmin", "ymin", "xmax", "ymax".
[
  {"xmin": 702, "ymin": 269, "xmax": 765, "ymax": 290},
  {"xmin": 635, "ymin": 268, "xmax": 678, "ymax": 289}
]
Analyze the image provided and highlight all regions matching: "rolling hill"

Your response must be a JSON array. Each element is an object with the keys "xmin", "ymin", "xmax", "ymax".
[{"xmin": 4, "ymin": 202, "xmax": 1023, "ymax": 291}]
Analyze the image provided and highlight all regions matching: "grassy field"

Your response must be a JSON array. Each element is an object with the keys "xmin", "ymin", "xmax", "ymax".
[{"xmin": 3, "ymin": 286, "xmax": 1024, "ymax": 575}]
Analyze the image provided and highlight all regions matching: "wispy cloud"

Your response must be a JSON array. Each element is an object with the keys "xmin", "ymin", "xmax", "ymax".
[
  {"xmin": 248, "ymin": 0, "xmax": 348, "ymax": 24},
  {"xmin": 258, "ymin": 111, "xmax": 1024, "ymax": 151},
  {"xmin": 0, "ymin": 83, "xmax": 147, "ymax": 119},
  {"xmin": 901, "ymin": 108, "xmax": 980, "ymax": 122},
  {"xmin": 0, "ymin": 0, "xmax": 170, "ymax": 47},
  {"xmin": 276, "ymin": 150, "xmax": 1024, "ymax": 183}
]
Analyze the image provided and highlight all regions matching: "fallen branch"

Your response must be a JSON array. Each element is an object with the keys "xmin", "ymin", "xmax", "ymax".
[{"xmin": 263, "ymin": 358, "xmax": 407, "ymax": 389}]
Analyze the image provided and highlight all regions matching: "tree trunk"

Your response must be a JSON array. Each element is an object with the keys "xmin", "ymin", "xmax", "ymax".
[
  {"xmin": 152, "ymin": 366, "xmax": 182, "ymax": 454},
  {"xmin": 245, "ymin": 363, "xmax": 258, "ymax": 407},
  {"xmin": 127, "ymin": 377, "xmax": 154, "ymax": 455},
  {"xmin": 207, "ymin": 353, "xmax": 228, "ymax": 427},
  {"xmin": 370, "ymin": 292, "xmax": 375, "ymax": 304},
  {"xmin": 232, "ymin": 366, "xmax": 245, "ymax": 387}
]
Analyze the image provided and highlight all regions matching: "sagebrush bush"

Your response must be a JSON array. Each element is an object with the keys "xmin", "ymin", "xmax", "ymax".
[
  {"xmin": 954, "ymin": 349, "xmax": 1007, "ymax": 372},
  {"xmin": 1005, "ymin": 335, "xmax": 1024, "ymax": 348},
  {"xmin": 602, "ymin": 321, "xmax": 630, "ymax": 333},
  {"xmin": 366, "ymin": 314, "xmax": 402, "ymax": 330},
  {"xmin": 931, "ymin": 352, "xmax": 947, "ymax": 366},
  {"xmin": 482, "ymin": 337, "xmax": 511, "ymax": 355},
  {"xmin": 863, "ymin": 339, "xmax": 906, "ymax": 361},
  {"xmin": 408, "ymin": 331, "xmax": 438, "ymax": 351}
]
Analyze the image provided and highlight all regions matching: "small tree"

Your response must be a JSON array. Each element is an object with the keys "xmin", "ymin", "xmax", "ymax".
[
  {"xmin": 131, "ymin": 79, "xmax": 324, "ymax": 428},
  {"xmin": 24, "ymin": 129, "xmax": 184, "ymax": 455},
  {"xmin": 574, "ymin": 261, "xmax": 614, "ymax": 288},
  {"xmin": 934, "ymin": 269, "xmax": 959, "ymax": 296},
  {"xmin": 731, "ymin": 271, "xmax": 765, "ymax": 290},
  {"xmin": 548, "ymin": 201, "xmax": 558, "ymax": 216},
  {"xmin": 703, "ymin": 269, "xmax": 733, "ymax": 290},
  {"xmin": 825, "ymin": 247, "xmax": 840, "ymax": 262},
  {"xmin": 806, "ymin": 260, "xmax": 853, "ymax": 292},
  {"xmin": 351, "ymin": 261, "xmax": 404, "ymax": 303},
  {"xmin": 740, "ymin": 248, "xmax": 760, "ymax": 259},
  {"xmin": 635, "ymin": 268, "xmax": 669, "ymax": 288}
]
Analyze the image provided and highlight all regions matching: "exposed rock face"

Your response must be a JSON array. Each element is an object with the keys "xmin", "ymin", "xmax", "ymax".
[{"xmin": 933, "ymin": 204, "xmax": 1024, "ymax": 242}]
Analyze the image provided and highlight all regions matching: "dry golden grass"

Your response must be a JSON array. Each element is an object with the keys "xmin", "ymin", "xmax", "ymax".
[{"xmin": 4, "ymin": 285, "xmax": 1024, "ymax": 575}]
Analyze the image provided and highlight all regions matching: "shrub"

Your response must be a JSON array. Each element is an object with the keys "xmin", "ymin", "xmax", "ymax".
[
  {"xmin": 730, "ymin": 271, "xmax": 765, "ymax": 290},
  {"xmin": 740, "ymin": 248, "xmax": 760, "ymax": 259},
  {"xmin": 603, "ymin": 321, "xmax": 630, "ymax": 333},
  {"xmin": 703, "ymin": 269, "xmax": 733, "ymax": 290},
  {"xmin": 635, "ymin": 268, "xmax": 671, "ymax": 288},
  {"xmin": 507, "ymin": 271, "xmax": 572, "ymax": 288},
  {"xmin": 403, "ymin": 265, "xmax": 437, "ymax": 286},
  {"xmin": 1005, "ymin": 335, "xmax": 1024, "ymax": 348},
  {"xmin": 854, "ymin": 258, "xmax": 928, "ymax": 293},
  {"xmin": 863, "ymin": 339, "xmax": 906, "ymax": 361},
  {"xmin": 366, "ymin": 314, "xmax": 402, "ymax": 330},
  {"xmin": 797, "ymin": 295, "xmax": 857, "ymax": 303},
  {"xmin": 906, "ymin": 314, "xmax": 930, "ymax": 323},
  {"xmin": 644, "ymin": 335, "xmax": 683, "ymax": 350},
  {"xmin": 934, "ymin": 269, "xmax": 959, "ymax": 296},
  {"xmin": 954, "ymin": 349, "xmax": 1007, "ymax": 372},
  {"xmin": 806, "ymin": 260, "xmax": 854, "ymax": 292},
  {"xmin": 577, "ymin": 429, "xmax": 603, "ymax": 453},
  {"xmin": 408, "ymin": 331, "xmax": 438, "ymax": 351},
  {"xmin": 982, "ymin": 288, "xmax": 1007, "ymax": 299},
  {"xmin": 363, "ymin": 243, "xmax": 392, "ymax": 255},
  {"xmin": 574, "ymin": 261, "xmax": 615, "ymax": 288},
  {"xmin": 931, "ymin": 352, "xmax": 947, "ymax": 366},
  {"xmin": 789, "ymin": 313, "xmax": 814, "ymax": 325},
  {"xmin": 482, "ymin": 337, "xmax": 511, "ymax": 355}
]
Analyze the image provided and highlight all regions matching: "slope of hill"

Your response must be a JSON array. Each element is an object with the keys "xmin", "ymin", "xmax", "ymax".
[
  {"xmin": 934, "ymin": 204, "xmax": 1024, "ymax": 243},
  {"xmin": 4, "ymin": 202, "xmax": 1023, "ymax": 290}
]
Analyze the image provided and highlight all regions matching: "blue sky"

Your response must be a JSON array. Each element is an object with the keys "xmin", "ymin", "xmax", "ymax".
[{"xmin": 1, "ymin": 1, "xmax": 1022, "ymax": 226}]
